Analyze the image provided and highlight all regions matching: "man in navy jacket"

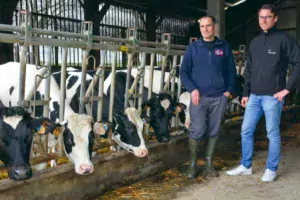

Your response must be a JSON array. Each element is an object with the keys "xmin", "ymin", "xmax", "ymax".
[{"xmin": 180, "ymin": 15, "xmax": 236, "ymax": 178}]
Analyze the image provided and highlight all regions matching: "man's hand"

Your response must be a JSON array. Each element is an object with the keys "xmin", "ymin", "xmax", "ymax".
[
  {"xmin": 191, "ymin": 89, "xmax": 200, "ymax": 105},
  {"xmin": 223, "ymin": 91, "xmax": 231, "ymax": 98},
  {"xmin": 273, "ymin": 89, "xmax": 290, "ymax": 102},
  {"xmin": 241, "ymin": 97, "xmax": 249, "ymax": 107}
]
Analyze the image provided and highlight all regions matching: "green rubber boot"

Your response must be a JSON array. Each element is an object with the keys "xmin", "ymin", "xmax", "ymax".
[
  {"xmin": 203, "ymin": 137, "xmax": 219, "ymax": 177},
  {"xmin": 186, "ymin": 138, "xmax": 200, "ymax": 179}
]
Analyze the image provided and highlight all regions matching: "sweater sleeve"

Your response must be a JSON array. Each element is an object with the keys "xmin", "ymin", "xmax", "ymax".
[
  {"xmin": 179, "ymin": 45, "xmax": 198, "ymax": 93},
  {"xmin": 224, "ymin": 44, "xmax": 237, "ymax": 95},
  {"xmin": 243, "ymin": 45, "xmax": 253, "ymax": 97},
  {"xmin": 284, "ymin": 35, "xmax": 300, "ymax": 92}
]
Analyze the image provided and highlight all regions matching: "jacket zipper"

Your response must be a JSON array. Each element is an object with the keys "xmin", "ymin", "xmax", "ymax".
[{"xmin": 209, "ymin": 51, "xmax": 212, "ymax": 85}]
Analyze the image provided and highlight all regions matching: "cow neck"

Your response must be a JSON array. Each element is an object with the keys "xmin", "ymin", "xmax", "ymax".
[{"xmin": 112, "ymin": 133, "xmax": 134, "ymax": 154}]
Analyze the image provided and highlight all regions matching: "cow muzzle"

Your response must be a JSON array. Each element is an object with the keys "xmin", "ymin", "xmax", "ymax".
[
  {"xmin": 134, "ymin": 148, "xmax": 148, "ymax": 158},
  {"xmin": 10, "ymin": 165, "xmax": 32, "ymax": 181},
  {"xmin": 79, "ymin": 164, "xmax": 94, "ymax": 175}
]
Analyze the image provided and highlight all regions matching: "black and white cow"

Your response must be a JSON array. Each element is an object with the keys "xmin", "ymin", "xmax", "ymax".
[
  {"xmin": 52, "ymin": 69, "xmax": 151, "ymax": 155},
  {"xmin": 0, "ymin": 106, "xmax": 61, "ymax": 180},
  {"xmin": 52, "ymin": 68, "xmax": 187, "ymax": 143},
  {"xmin": 0, "ymin": 62, "xmax": 111, "ymax": 175}
]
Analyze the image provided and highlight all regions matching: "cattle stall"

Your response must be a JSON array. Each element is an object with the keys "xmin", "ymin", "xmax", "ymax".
[{"xmin": 0, "ymin": 10, "xmax": 190, "ymax": 170}]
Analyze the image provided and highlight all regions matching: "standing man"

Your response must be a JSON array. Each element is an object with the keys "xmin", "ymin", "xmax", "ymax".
[
  {"xmin": 180, "ymin": 16, "xmax": 237, "ymax": 178},
  {"xmin": 226, "ymin": 4, "xmax": 300, "ymax": 182}
]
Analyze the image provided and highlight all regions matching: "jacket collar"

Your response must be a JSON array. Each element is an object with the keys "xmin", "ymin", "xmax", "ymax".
[
  {"xmin": 260, "ymin": 26, "xmax": 278, "ymax": 36},
  {"xmin": 196, "ymin": 36, "xmax": 224, "ymax": 47}
]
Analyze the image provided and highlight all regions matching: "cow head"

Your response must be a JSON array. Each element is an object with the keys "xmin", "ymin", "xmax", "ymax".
[
  {"xmin": 110, "ymin": 107, "xmax": 148, "ymax": 158},
  {"xmin": 0, "ymin": 107, "xmax": 60, "ymax": 181},
  {"xmin": 60, "ymin": 113, "xmax": 112, "ymax": 175},
  {"xmin": 142, "ymin": 93, "xmax": 186, "ymax": 143}
]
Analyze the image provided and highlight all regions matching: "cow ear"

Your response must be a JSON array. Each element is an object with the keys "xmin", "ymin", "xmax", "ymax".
[
  {"xmin": 141, "ymin": 115, "xmax": 150, "ymax": 124},
  {"xmin": 113, "ymin": 111, "xmax": 125, "ymax": 122},
  {"xmin": 93, "ymin": 121, "xmax": 112, "ymax": 136},
  {"xmin": 142, "ymin": 97, "xmax": 156, "ymax": 110},
  {"xmin": 174, "ymin": 103, "xmax": 187, "ymax": 114}
]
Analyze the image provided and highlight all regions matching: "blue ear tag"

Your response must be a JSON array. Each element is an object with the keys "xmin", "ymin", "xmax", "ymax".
[
  {"xmin": 36, "ymin": 125, "xmax": 42, "ymax": 131},
  {"xmin": 103, "ymin": 124, "xmax": 107, "ymax": 131},
  {"xmin": 174, "ymin": 106, "xmax": 177, "ymax": 110},
  {"xmin": 142, "ymin": 119, "xmax": 146, "ymax": 124}
]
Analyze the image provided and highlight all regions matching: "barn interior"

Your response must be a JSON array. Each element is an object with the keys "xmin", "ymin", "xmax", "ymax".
[{"xmin": 0, "ymin": 0, "xmax": 299, "ymax": 199}]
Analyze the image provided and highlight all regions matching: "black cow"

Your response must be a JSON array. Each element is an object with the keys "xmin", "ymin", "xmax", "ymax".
[{"xmin": 0, "ymin": 106, "xmax": 61, "ymax": 180}]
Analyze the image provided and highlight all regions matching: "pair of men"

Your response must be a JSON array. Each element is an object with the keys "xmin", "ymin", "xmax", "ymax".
[{"xmin": 180, "ymin": 4, "xmax": 300, "ymax": 182}]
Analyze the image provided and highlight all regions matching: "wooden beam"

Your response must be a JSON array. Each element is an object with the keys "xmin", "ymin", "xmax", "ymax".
[
  {"xmin": 155, "ymin": 15, "xmax": 165, "ymax": 29},
  {"xmin": 77, "ymin": 0, "xmax": 84, "ymax": 8},
  {"xmin": 138, "ymin": 12, "xmax": 146, "ymax": 26},
  {"xmin": 95, "ymin": 2, "xmax": 111, "ymax": 24}
]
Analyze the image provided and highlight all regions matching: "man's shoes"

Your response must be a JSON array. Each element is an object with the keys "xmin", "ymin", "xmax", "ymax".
[
  {"xmin": 226, "ymin": 164, "xmax": 252, "ymax": 176},
  {"xmin": 261, "ymin": 169, "xmax": 277, "ymax": 182}
]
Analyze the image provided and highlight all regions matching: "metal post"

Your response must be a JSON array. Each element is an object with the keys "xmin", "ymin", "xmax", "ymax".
[
  {"xmin": 124, "ymin": 53, "xmax": 133, "ymax": 108},
  {"xmin": 18, "ymin": 46, "xmax": 27, "ymax": 107},
  {"xmin": 97, "ymin": 50, "xmax": 106, "ymax": 121},
  {"xmin": 59, "ymin": 47, "xmax": 68, "ymax": 122},
  {"xmin": 160, "ymin": 33, "xmax": 170, "ymax": 93},
  {"xmin": 13, "ymin": 44, "xmax": 19, "ymax": 62},
  {"xmin": 138, "ymin": 52, "xmax": 146, "ymax": 114},
  {"xmin": 43, "ymin": 46, "xmax": 52, "ymax": 118},
  {"xmin": 160, "ymin": 55, "xmax": 167, "ymax": 93},
  {"xmin": 124, "ymin": 28, "xmax": 137, "ymax": 108},
  {"xmin": 79, "ymin": 50, "xmax": 88, "ymax": 113},
  {"xmin": 109, "ymin": 51, "xmax": 117, "ymax": 122},
  {"xmin": 145, "ymin": 53, "xmax": 155, "ymax": 135},
  {"xmin": 171, "ymin": 55, "xmax": 177, "ymax": 100},
  {"xmin": 175, "ymin": 55, "xmax": 184, "ymax": 127}
]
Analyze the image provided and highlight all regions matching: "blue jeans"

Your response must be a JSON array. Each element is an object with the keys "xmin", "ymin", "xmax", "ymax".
[{"xmin": 241, "ymin": 94, "xmax": 283, "ymax": 171}]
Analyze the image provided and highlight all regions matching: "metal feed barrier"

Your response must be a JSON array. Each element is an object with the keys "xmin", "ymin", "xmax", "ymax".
[{"xmin": 0, "ymin": 10, "xmax": 247, "ymax": 170}]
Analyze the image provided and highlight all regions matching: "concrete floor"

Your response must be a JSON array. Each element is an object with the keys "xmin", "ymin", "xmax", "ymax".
[{"xmin": 99, "ymin": 122, "xmax": 300, "ymax": 200}]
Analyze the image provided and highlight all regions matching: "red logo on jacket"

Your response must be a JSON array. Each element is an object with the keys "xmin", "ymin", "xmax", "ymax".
[{"xmin": 215, "ymin": 49, "xmax": 224, "ymax": 56}]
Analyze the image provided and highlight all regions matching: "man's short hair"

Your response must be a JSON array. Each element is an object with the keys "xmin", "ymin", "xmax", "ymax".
[
  {"xmin": 258, "ymin": 4, "xmax": 278, "ymax": 16},
  {"xmin": 198, "ymin": 15, "xmax": 217, "ymax": 24}
]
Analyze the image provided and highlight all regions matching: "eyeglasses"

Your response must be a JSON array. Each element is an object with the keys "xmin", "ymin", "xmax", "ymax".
[{"xmin": 259, "ymin": 16, "xmax": 274, "ymax": 20}]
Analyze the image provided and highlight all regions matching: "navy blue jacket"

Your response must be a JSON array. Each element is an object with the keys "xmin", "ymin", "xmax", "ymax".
[{"xmin": 180, "ymin": 37, "xmax": 237, "ymax": 97}]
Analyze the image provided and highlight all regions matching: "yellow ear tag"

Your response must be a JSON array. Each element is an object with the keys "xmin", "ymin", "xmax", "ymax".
[
  {"xmin": 53, "ymin": 127, "xmax": 64, "ymax": 137},
  {"xmin": 174, "ymin": 106, "xmax": 181, "ymax": 114}
]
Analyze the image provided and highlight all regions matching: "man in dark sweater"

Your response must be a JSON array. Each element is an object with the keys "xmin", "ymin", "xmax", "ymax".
[
  {"xmin": 180, "ymin": 16, "xmax": 236, "ymax": 178},
  {"xmin": 227, "ymin": 4, "xmax": 300, "ymax": 182}
]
